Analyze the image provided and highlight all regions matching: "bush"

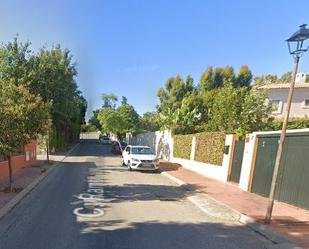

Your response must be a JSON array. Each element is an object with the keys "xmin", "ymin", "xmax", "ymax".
[
  {"xmin": 80, "ymin": 124, "xmax": 98, "ymax": 132},
  {"xmin": 173, "ymin": 134, "xmax": 193, "ymax": 159},
  {"xmin": 263, "ymin": 118, "xmax": 309, "ymax": 131},
  {"xmin": 194, "ymin": 132, "xmax": 226, "ymax": 165}
]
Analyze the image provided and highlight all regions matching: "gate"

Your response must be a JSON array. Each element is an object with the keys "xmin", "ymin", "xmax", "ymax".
[
  {"xmin": 230, "ymin": 140, "xmax": 245, "ymax": 183},
  {"xmin": 251, "ymin": 133, "xmax": 309, "ymax": 209}
]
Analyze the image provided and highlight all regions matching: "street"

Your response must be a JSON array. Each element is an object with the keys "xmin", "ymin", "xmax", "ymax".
[{"xmin": 0, "ymin": 139, "xmax": 272, "ymax": 249}]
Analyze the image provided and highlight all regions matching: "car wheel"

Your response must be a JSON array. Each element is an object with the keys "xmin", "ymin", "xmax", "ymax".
[{"xmin": 128, "ymin": 166, "xmax": 132, "ymax": 171}]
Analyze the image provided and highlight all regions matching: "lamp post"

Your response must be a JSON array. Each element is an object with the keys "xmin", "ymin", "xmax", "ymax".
[{"xmin": 265, "ymin": 24, "xmax": 309, "ymax": 223}]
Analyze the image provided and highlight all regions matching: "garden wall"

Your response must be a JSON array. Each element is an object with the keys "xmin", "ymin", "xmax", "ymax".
[{"xmin": 0, "ymin": 140, "xmax": 37, "ymax": 180}]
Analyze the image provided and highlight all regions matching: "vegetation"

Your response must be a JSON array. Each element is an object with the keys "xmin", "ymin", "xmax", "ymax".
[
  {"xmin": 194, "ymin": 132, "xmax": 226, "ymax": 165},
  {"xmin": 97, "ymin": 94, "xmax": 140, "ymax": 139},
  {"xmin": 0, "ymin": 81, "xmax": 50, "ymax": 189},
  {"xmin": 140, "ymin": 112, "xmax": 161, "ymax": 132},
  {"xmin": 80, "ymin": 124, "xmax": 98, "ymax": 132},
  {"xmin": 0, "ymin": 37, "xmax": 87, "ymax": 189},
  {"xmin": 88, "ymin": 109, "xmax": 102, "ymax": 130},
  {"xmin": 173, "ymin": 134, "xmax": 193, "ymax": 160},
  {"xmin": 0, "ymin": 37, "xmax": 87, "ymax": 152},
  {"xmin": 156, "ymin": 65, "xmax": 271, "ymax": 136}
]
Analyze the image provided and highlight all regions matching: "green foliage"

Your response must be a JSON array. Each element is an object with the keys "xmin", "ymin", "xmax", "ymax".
[
  {"xmin": 140, "ymin": 112, "xmax": 160, "ymax": 132},
  {"xmin": 117, "ymin": 103, "xmax": 140, "ymax": 133},
  {"xmin": 0, "ymin": 38, "xmax": 87, "ymax": 151},
  {"xmin": 172, "ymin": 93, "xmax": 208, "ymax": 135},
  {"xmin": 155, "ymin": 65, "xmax": 269, "ymax": 137},
  {"xmin": 98, "ymin": 108, "xmax": 124, "ymax": 134},
  {"xmin": 173, "ymin": 134, "xmax": 193, "ymax": 159},
  {"xmin": 199, "ymin": 65, "xmax": 252, "ymax": 91},
  {"xmin": 102, "ymin": 93, "xmax": 118, "ymax": 108},
  {"xmin": 194, "ymin": 132, "xmax": 226, "ymax": 165},
  {"xmin": 97, "ymin": 95, "xmax": 140, "ymax": 137},
  {"xmin": 157, "ymin": 74, "xmax": 194, "ymax": 129},
  {"xmin": 263, "ymin": 118, "xmax": 309, "ymax": 131},
  {"xmin": 0, "ymin": 81, "xmax": 50, "ymax": 156},
  {"xmin": 80, "ymin": 124, "xmax": 98, "ymax": 132},
  {"xmin": 205, "ymin": 84, "xmax": 270, "ymax": 137},
  {"xmin": 88, "ymin": 109, "xmax": 102, "ymax": 130},
  {"xmin": 280, "ymin": 71, "xmax": 292, "ymax": 83},
  {"xmin": 236, "ymin": 65, "xmax": 252, "ymax": 87}
]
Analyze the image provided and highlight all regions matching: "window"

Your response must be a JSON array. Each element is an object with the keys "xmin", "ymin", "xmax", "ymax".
[
  {"xmin": 270, "ymin": 100, "xmax": 282, "ymax": 114},
  {"xmin": 132, "ymin": 147, "xmax": 153, "ymax": 155}
]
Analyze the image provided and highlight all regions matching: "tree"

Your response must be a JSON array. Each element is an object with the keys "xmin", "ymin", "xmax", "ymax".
[
  {"xmin": 98, "ymin": 108, "xmax": 124, "ymax": 135},
  {"xmin": 97, "ymin": 95, "xmax": 139, "ymax": 138},
  {"xmin": 0, "ymin": 36, "xmax": 32, "ymax": 86},
  {"xmin": 117, "ymin": 103, "xmax": 140, "ymax": 133},
  {"xmin": 121, "ymin": 96, "xmax": 128, "ymax": 105},
  {"xmin": 199, "ymin": 65, "xmax": 251, "ymax": 90},
  {"xmin": 280, "ymin": 71, "xmax": 292, "ymax": 83},
  {"xmin": 236, "ymin": 65, "xmax": 252, "ymax": 87},
  {"xmin": 102, "ymin": 93, "xmax": 118, "ymax": 108},
  {"xmin": 0, "ymin": 38, "xmax": 87, "ymax": 152},
  {"xmin": 173, "ymin": 93, "xmax": 208, "ymax": 134},
  {"xmin": 140, "ymin": 112, "xmax": 161, "ymax": 132},
  {"xmin": 253, "ymin": 74, "xmax": 278, "ymax": 86},
  {"xmin": 205, "ymin": 83, "xmax": 270, "ymax": 136},
  {"xmin": 157, "ymin": 74, "xmax": 194, "ymax": 128},
  {"xmin": 199, "ymin": 66, "xmax": 214, "ymax": 92},
  {"xmin": 0, "ymin": 81, "xmax": 50, "ymax": 190},
  {"xmin": 88, "ymin": 109, "xmax": 102, "ymax": 130}
]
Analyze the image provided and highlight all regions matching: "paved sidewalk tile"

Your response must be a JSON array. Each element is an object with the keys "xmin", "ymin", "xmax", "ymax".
[{"xmin": 159, "ymin": 162, "xmax": 309, "ymax": 249}]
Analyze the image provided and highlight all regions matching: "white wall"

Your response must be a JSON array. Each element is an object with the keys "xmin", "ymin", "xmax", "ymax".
[
  {"xmin": 129, "ymin": 130, "xmax": 173, "ymax": 160},
  {"xmin": 171, "ymin": 134, "xmax": 235, "ymax": 182},
  {"xmin": 130, "ymin": 131, "xmax": 236, "ymax": 183},
  {"xmin": 268, "ymin": 88, "xmax": 309, "ymax": 118},
  {"xmin": 239, "ymin": 134, "xmax": 257, "ymax": 191}
]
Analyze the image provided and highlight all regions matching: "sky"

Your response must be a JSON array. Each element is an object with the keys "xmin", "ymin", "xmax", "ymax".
[{"xmin": 1, "ymin": 0, "xmax": 309, "ymax": 119}]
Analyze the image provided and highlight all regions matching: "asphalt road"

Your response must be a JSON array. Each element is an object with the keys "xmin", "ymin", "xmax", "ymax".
[{"xmin": 0, "ymin": 139, "xmax": 273, "ymax": 249}]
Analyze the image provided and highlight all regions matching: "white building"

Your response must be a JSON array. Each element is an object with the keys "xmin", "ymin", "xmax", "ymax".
[{"xmin": 257, "ymin": 72, "xmax": 309, "ymax": 118}]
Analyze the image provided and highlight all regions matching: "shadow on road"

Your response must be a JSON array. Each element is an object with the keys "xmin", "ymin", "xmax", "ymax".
[{"xmin": 78, "ymin": 220, "xmax": 273, "ymax": 249}]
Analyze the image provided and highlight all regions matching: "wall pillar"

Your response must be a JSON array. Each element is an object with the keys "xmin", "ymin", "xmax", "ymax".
[
  {"xmin": 222, "ymin": 134, "xmax": 237, "ymax": 182},
  {"xmin": 190, "ymin": 136, "xmax": 196, "ymax": 161},
  {"xmin": 239, "ymin": 133, "xmax": 258, "ymax": 191}
]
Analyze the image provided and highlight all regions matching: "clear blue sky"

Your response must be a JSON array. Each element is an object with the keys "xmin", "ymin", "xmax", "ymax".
[{"xmin": 1, "ymin": 0, "xmax": 309, "ymax": 119}]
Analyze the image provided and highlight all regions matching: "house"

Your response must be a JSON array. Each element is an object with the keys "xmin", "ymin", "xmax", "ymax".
[{"xmin": 256, "ymin": 72, "xmax": 309, "ymax": 118}]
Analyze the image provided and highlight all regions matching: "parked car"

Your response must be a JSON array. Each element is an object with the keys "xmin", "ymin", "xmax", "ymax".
[
  {"xmin": 100, "ymin": 136, "xmax": 111, "ymax": 145},
  {"xmin": 111, "ymin": 141, "xmax": 127, "ymax": 154},
  {"xmin": 122, "ymin": 145, "xmax": 159, "ymax": 172}
]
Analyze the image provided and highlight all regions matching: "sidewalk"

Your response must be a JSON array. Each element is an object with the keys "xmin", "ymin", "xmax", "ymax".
[
  {"xmin": 0, "ymin": 161, "xmax": 52, "ymax": 208},
  {"xmin": 0, "ymin": 144, "xmax": 77, "ymax": 210},
  {"xmin": 159, "ymin": 162, "xmax": 309, "ymax": 249}
]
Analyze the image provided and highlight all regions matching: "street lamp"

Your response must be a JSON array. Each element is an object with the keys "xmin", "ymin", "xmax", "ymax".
[{"xmin": 265, "ymin": 24, "xmax": 309, "ymax": 223}]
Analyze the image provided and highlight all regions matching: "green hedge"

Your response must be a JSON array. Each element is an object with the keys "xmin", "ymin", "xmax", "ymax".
[
  {"xmin": 173, "ymin": 134, "xmax": 193, "ymax": 159},
  {"xmin": 194, "ymin": 132, "xmax": 226, "ymax": 165}
]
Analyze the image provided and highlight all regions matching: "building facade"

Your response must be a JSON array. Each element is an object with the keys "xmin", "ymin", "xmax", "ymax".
[{"xmin": 257, "ymin": 72, "xmax": 309, "ymax": 118}]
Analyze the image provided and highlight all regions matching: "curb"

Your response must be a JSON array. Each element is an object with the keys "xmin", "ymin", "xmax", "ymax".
[
  {"xmin": 0, "ymin": 143, "xmax": 80, "ymax": 221},
  {"xmin": 161, "ymin": 170, "xmax": 302, "ymax": 249}
]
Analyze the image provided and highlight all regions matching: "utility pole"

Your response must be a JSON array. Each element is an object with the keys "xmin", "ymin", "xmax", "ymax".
[{"xmin": 265, "ymin": 24, "xmax": 309, "ymax": 223}]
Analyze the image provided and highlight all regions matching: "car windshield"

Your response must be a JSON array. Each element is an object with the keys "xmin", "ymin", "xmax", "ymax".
[{"xmin": 132, "ymin": 147, "xmax": 153, "ymax": 155}]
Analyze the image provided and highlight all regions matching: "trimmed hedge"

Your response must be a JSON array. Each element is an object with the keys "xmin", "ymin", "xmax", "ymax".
[
  {"xmin": 173, "ymin": 134, "xmax": 193, "ymax": 159},
  {"xmin": 194, "ymin": 132, "xmax": 226, "ymax": 166}
]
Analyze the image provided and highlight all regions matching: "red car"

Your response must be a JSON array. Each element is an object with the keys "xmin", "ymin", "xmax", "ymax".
[{"xmin": 111, "ymin": 141, "xmax": 127, "ymax": 154}]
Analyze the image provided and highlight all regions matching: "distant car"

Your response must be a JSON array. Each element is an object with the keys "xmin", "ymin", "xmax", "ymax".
[
  {"xmin": 100, "ymin": 136, "xmax": 111, "ymax": 145},
  {"xmin": 111, "ymin": 141, "xmax": 127, "ymax": 154},
  {"xmin": 122, "ymin": 145, "xmax": 159, "ymax": 172}
]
